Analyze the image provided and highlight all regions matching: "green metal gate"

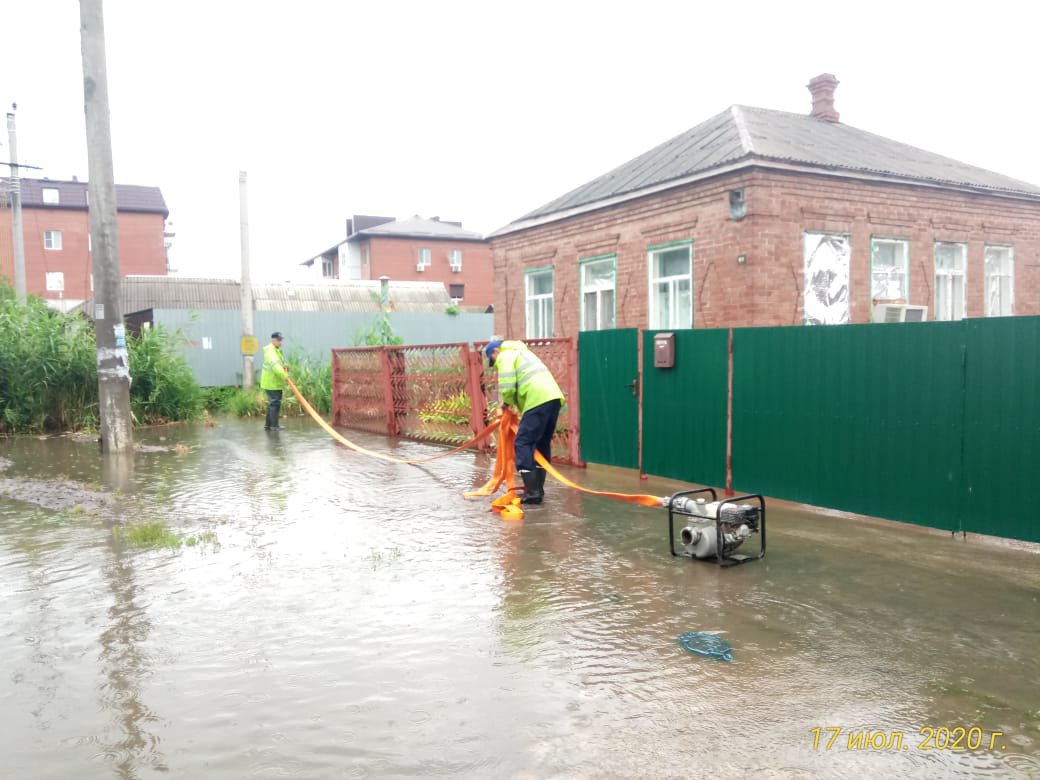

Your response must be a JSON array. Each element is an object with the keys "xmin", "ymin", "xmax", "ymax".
[
  {"xmin": 963, "ymin": 317, "xmax": 1040, "ymax": 542},
  {"xmin": 641, "ymin": 329, "xmax": 729, "ymax": 487},
  {"xmin": 578, "ymin": 329, "xmax": 639, "ymax": 469}
]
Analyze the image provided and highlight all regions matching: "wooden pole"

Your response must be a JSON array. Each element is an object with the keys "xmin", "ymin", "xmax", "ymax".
[{"xmin": 80, "ymin": 0, "xmax": 133, "ymax": 454}]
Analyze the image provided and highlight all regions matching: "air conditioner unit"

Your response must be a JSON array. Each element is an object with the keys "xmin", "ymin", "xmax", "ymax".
[
  {"xmin": 416, "ymin": 262, "xmax": 425, "ymax": 272},
  {"xmin": 873, "ymin": 303, "xmax": 928, "ymax": 323},
  {"xmin": 449, "ymin": 261, "xmax": 462, "ymax": 273}
]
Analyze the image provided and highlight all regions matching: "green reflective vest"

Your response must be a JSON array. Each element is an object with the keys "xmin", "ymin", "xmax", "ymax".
[
  {"xmin": 260, "ymin": 343, "xmax": 287, "ymax": 391},
  {"xmin": 495, "ymin": 340, "xmax": 564, "ymax": 414}
]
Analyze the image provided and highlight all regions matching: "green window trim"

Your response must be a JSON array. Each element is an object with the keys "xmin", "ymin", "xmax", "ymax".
[
  {"xmin": 578, "ymin": 252, "xmax": 617, "ymax": 265},
  {"xmin": 523, "ymin": 264, "xmax": 554, "ymax": 275},
  {"xmin": 579, "ymin": 254, "xmax": 617, "ymax": 332},
  {"xmin": 524, "ymin": 266, "xmax": 555, "ymax": 339},
  {"xmin": 870, "ymin": 236, "xmax": 911, "ymax": 310},
  {"xmin": 645, "ymin": 238, "xmax": 693, "ymax": 252}
]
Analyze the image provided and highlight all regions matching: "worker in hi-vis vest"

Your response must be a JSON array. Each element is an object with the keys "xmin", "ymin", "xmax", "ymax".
[
  {"xmin": 484, "ymin": 339, "xmax": 565, "ymax": 505},
  {"xmin": 260, "ymin": 331, "xmax": 289, "ymax": 431}
]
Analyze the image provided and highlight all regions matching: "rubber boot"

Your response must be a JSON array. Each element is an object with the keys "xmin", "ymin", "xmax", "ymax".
[
  {"xmin": 520, "ymin": 469, "xmax": 543, "ymax": 505},
  {"xmin": 535, "ymin": 467, "xmax": 547, "ymax": 498}
]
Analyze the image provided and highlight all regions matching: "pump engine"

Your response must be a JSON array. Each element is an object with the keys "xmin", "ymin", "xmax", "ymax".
[{"xmin": 666, "ymin": 488, "xmax": 765, "ymax": 566}]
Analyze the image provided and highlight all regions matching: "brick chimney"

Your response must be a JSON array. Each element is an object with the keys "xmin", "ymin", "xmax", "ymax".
[{"xmin": 807, "ymin": 73, "xmax": 840, "ymax": 122}]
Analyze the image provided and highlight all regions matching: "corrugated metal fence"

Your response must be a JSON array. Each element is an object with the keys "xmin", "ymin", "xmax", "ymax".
[
  {"xmin": 583, "ymin": 317, "xmax": 1040, "ymax": 543},
  {"xmin": 151, "ymin": 310, "xmax": 493, "ymax": 386},
  {"xmin": 331, "ymin": 338, "xmax": 581, "ymax": 464}
]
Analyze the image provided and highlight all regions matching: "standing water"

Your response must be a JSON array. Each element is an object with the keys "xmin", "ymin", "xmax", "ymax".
[{"xmin": 1, "ymin": 418, "xmax": 1038, "ymax": 778}]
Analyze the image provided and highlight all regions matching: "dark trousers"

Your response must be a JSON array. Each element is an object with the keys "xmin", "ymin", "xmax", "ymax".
[
  {"xmin": 265, "ymin": 390, "xmax": 283, "ymax": 429},
  {"xmin": 514, "ymin": 399, "xmax": 561, "ymax": 471}
]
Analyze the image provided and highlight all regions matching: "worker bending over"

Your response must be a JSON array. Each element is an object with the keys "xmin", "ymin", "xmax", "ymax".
[{"xmin": 484, "ymin": 339, "xmax": 565, "ymax": 504}]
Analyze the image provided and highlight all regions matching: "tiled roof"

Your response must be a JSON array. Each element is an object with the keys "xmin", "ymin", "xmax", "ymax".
[
  {"xmin": 77, "ymin": 276, "xmax": 452, "ymax": 315},
  {"xmin": 15, "ymin": 178, "xmax": 168, "ymax": 216},
  {"xmin": 349, "ymin": 215, "xmax": 485, "ymax": 242},
  {"xmin": 496, "ymin": 105, "xmax": 1040, "ymax": 234}
]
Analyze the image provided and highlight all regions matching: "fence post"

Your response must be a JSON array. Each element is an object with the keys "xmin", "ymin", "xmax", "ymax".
[
  {"xmin": 331, "ymin": 349, "xmax": 341, "ymax": 427},
  {"xmin": 462, "ymin": 344, "xmax": 490, "ymax": 451},
  {"xmin": 379, "ymin": 347, "xmax": 399, "ymax": 437},
  {"xmin": 567, "ymin": 336, "xmax": 584, "ymax": 467},
  {"xmin": 725, "ymin": 327, "xmax": 734, "ymax": 496}
]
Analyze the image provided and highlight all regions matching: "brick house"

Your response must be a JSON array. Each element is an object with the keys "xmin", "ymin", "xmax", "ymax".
[
  {"xmin": 301, "ymin": 214, "xmax": 494, "ymax": 310},
  {"xmin": 489, "ymin": 75, "xmax": 1040, "ymax": 337},
  {"xmin": 0, "ymin": 177, "xmax": 169, "ymax": 310}
]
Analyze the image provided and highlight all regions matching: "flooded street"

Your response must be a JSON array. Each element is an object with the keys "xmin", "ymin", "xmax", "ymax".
[{"xmin": 2, "ymin": 418, "xmax": 1039, "ymax": 779}]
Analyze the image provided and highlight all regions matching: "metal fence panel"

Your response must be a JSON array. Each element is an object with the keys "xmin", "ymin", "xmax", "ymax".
[
  {"xmin": 152, "ymin": 309, "xmax": 492, "ymax": 387},
  {"xmin": 963, "ymin": 317, "xmax": 1040, "ymax": 542},
  {"xmin": 732, "ymin": 323, "xmax": 964, "ymax": 530},
  {"xmin": 641, "ymin": 329, "xmax": 729, "ymax": 488},
  {"xmin": 578, "ymin": 329, "xmax": 640, "ymax": 469},
  {"xmin": 331, "ymin": 338, "xmax": 580, "ymax": 464}
]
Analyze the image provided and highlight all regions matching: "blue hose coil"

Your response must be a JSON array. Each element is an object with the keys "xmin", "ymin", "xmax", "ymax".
[{"xmin": 677, "ymin": 632, "xmax": 733, "ymax": 662}]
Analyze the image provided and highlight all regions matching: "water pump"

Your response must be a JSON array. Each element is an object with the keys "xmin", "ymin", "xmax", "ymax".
[{"xmin": 666, "ymin": 488, "xmax": 765, "ymax": 566}]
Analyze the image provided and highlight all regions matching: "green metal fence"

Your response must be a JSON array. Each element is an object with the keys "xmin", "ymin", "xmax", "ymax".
[
  {"xmin": 578, "ymin": 329, "xmax": 640, "ymax": 469},
  {"xmin": 641, "ymin": 329, "xmax": 729, "ymax": 489},
  {"xmin": 577, "ymin": 317, "xmax": 1040, "ymax": 543},
  {"xmin": 962, "ymin": 317, "xmax": 1040, "ymax": 542},
  {"xmin": 731, "ymin": 323, "xmax": 965, "ymax": 532}
]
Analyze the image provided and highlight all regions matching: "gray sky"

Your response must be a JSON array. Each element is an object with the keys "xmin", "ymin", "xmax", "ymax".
[{"xmin": 5, "ymin": 0, "xmax": 1038, "ymax": 282}]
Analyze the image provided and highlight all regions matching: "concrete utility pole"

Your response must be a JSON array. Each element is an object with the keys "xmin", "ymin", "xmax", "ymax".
[
  {"xmin": 80, "ymin": 0, "xmax": 133, "ymax": 454},
  {"xmin": 239, "ymin": 171, "xmax": 255, "ymax": 388},
  {"xmin": 6, "ymin": 108, "xmax": 26, "ymax": 300}
]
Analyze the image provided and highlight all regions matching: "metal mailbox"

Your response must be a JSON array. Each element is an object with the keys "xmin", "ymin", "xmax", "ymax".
[{"xmin": 654, "ymin": 332, "xmax": 675, "ymax": 368}]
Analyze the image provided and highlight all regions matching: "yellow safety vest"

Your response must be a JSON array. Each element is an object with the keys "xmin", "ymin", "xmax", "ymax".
[
  {"xmin": 495, "ymin": 340, "xmax": 564, "ymax": 414},
  {"xmin": 260, "ymin": 343, "xmax": 287, "ymax": 391}
]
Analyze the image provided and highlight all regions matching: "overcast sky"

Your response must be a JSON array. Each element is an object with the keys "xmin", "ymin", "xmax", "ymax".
[{"xmin": 5, "ymin": 1, "xmax": 1038, "ymax": 282}]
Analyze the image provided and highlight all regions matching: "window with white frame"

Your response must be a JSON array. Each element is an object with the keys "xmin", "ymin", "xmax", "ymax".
[
  {"xmin": 525, "ymin": 269, "xmax": 554, "ymax": 339},
  {"xmin": 321, "ymin": 254, "xmax": 338, "ymax": 279},
  {"xmin": 871, "ymin": 238, "xmax": 909, "ymax": 302},
  {"xmin": 418, "ymin": 247, "xmax": 431, "ymax": 269},
  {"xmin": 448, "ymin": 249, "xmax": 462, "ymax": 272},
  {"xmin": 984, "ymin": 245, "xmax": 1014, "ymax": 317},
  {"xmin": 42, "ymin": 187, "xmax": 60, "ymax": 204},
  {"xmin": 934, "ymin": 242, "xmax": 967, "ymax": 321},
  {"xmin": 580, "ymin": 256, "xmax": 616, "ymax": 331},
  {"xmin": 648, "ymin": 243, "xmax": 693, "ymax": 329},
  {"xmin": 45, "ymin": 271, "xmax": 65, "ymax": 291},
  {"xmin": 44, "ymin": 230, "xmax": 62, "ymax": 250}
]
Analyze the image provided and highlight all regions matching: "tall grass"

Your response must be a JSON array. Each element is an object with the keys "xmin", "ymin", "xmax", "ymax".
[
  {"xmin": 128, "ymin": 325, "xmax": 204, "ymax": 424},
  {"xmin": 218, "ymin": 348, "xmax": 332, "ymax": 418},
  {"xmin": 0, "ymin": 286, "xmax": 204, "ymax": 433},
  {"xmin": 0, "ymin": 287, "xmax": 98, "ymax": 431}
]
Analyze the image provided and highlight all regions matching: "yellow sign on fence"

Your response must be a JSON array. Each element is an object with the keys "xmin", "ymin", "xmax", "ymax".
[{"xmin": 240, "ymin": 335, "xmax": 259, "ymax": 355}]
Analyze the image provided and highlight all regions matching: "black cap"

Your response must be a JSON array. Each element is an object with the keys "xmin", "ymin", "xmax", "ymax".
[{"xmin": 271, "ymin": 331, "xmax": 283, "ymax": 340}]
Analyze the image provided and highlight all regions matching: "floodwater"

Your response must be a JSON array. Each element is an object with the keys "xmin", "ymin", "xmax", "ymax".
[{"xmin": 1, "ymin": 418, "xmax": 1039, "ymax": 780}]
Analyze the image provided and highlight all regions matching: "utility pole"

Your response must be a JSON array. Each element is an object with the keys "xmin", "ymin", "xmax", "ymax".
[
  {"xmin": 6, "ymin": 108, "xmax": 26, "ymax": 300},
  {"xmin": 239, "ymin": 171, "xmax": 255, "ymax": 388},
  {"xmin": 80, "ymin": 0, "xmax": 133, "ymax": 454}
]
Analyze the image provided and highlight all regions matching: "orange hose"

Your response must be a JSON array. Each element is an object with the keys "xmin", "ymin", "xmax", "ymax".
[
  {"xmin": 286, "ymin": 377, "xmax": 499, "ymax": 465},
  {"xmin": 287, "ymin": 378, "xmax": 665, "ymax": 516}
]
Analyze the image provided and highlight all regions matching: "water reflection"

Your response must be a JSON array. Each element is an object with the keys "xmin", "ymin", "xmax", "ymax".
[
  {"xmin": 0, "ymin": 421, "xmax": 1037, "ymax": 778},
  {"xmin": 97, "ymin": 534, "xmax": 166, "ymax": 778}
]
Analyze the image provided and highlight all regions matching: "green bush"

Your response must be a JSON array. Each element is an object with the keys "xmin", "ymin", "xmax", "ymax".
[
  {"xmin": 284, "ymin": 347, "xmax": 332, "ymax": 415},
  {"xmin": 0, "ymin": 286, "xmax": 204, "ymax": 433},
  {"xmin": 218, "ymin": 350, "xmax": 332, "ymax": 418},
  {"xmin": 128, "ymin": 325, "xmax": 204, "ymax": 424},
  {"xmin": 0, "ymin": 287, "xmax": 98, "ymax": 432}
]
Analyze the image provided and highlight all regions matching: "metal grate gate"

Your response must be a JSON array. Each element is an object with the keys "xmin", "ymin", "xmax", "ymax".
[{"xmin": 332, "ymin": 339, "xmax": 581, "ymax": 464}]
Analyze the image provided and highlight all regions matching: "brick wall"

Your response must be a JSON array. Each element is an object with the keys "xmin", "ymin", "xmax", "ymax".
[
  {"xmin": 491, "ymin": 170, "xmax": 1040, "ymax": 336},
  {"xmin": 0, "ymin": 208, "xmax": 167, "ymax": 301},
  {"xmin": 367, "ymin": 235, "xmax": 494, "ymax": 308}
]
